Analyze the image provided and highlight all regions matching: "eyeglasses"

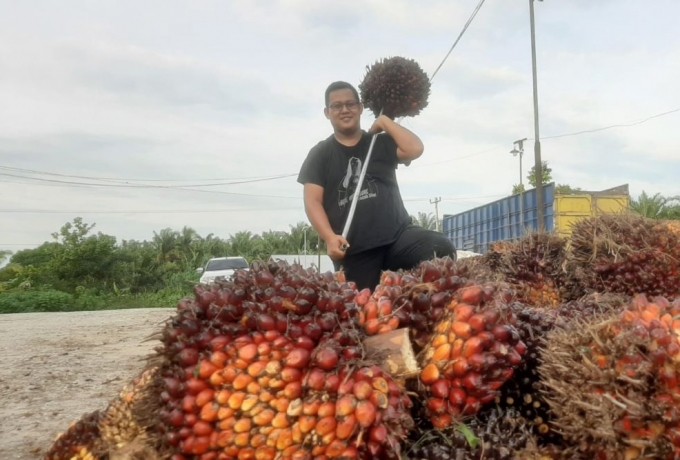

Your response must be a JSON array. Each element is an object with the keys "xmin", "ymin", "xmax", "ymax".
[{"xmin": 328, "ymin": 101, "xmax": 360, "ymax": 112}]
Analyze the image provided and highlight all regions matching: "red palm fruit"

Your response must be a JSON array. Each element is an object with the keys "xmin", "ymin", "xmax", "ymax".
[
  {"xmin": 336, "ymin": 395, "xmax": 358, "ymax": 417},
  {"xmin": 338, "ymin": 378, "xmax": 355, "ymax": 396},
  {"xmin": 459, "ymin": 286, "xmax": 483, "ymax": 305},
  {"xmin": 326, "ymin": 439, "xmax": 349, "ymax": 458},
  {"xmin": 335, "ymin": 414, "xmax": 358, "ymax": 440},
  {"xmin": 302, "ymin": 399, "xmax": 321, "ymax": 415},
  {"xmin": 430, "ymin": 379, "xmax": 450, "ymax": 399},
  {"xmin": 303, "ymin": 368, "xmax": 326, "ymax": 391},
  {"xmin": 318, "ymin": 401, "xmax": 336, "ymax": 418},
  {"xmin": 372, "ymin": 377, "xmax": 389, "ymax": 394},
  {"xmin": 239, "ymin": 343, "xmax": 258, "ymax": 362},
  {"xmin": 285, "ymin": 348, "xmax": 311, "ymax": 369},
  {"xmin": 449, "ymin": 387, "xmax": 466, "ymax": 406},
  {"xmin": 253, "ymin": 409, "xmax": 275, "ymax": 426},
  {"xmin": 467, "ymin": 314, "xmax": 487, "ymax": 334},
  {"xmin": 463, "ymin": 337, "xmax": 484, "ymax": 358},
  {"xmin": 200, "ymin": 402, "xmax": 218, "ymax": 422},
  {"xmin": 315, "ymin": 416, "xmax": 337, "ymax": 436},
  {"xmin": 297, "ymin": 415, "xmax": 316, "ymax": 434},
  {"xmin": 325, "ymin": 374, "xmax": 341, "ymax": 393},
  {"xmin": 356, "ymin": 400, "xmax": 377, "ymax": 428},
  {"xmin": 233, "ymin": 373, "xmax": 254, "ymax": 391},
  {"xmin": 283, "ymin": 381, "xmax": 302, "ymax": 399},
  {"xmin": 431, "ymin": 413, "xmax": 453, "ymax": 429},
  {"xmin": 353, "ymin": 380, "xmax": 373, "ymax": 400},
  {"xmin": 454, "ymin": 303, "xmax": 475, "ymax": 322},
  {"xmin": 369, "ymin": 425, "xmax": 388, "ymax": 444},
  {"xmin": 452, "ymin": 358, "xmax": 470, "ymax": 377},
  {"xmin": 247, "ymin": 361, "xmax": 267, "ymax": 379},
  {"xmin": 427, "ymin": 398, "xmax": 447, "ymax": 414},
  {"xmin": 280, "ymin": 367, "xmax": 302, "ymax": 383},
  {"xmin": 369, "ymin": 391, "xmax": 389, "ymax": 410}
]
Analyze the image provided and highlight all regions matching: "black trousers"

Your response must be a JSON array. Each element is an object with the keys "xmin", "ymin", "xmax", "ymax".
[{"xmin": 332, "ymin": 225, "xmax": 456, "ymax": 291}]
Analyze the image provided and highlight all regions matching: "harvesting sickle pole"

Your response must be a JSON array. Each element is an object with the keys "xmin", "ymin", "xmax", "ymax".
[{"xmin": 340, "ymin": 108, "xmax": 384, "ymax": 249}]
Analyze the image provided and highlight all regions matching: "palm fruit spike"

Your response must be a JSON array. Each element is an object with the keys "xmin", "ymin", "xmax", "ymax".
[
  {"xmin": 358, "ymin": 56, "xmax": 431, "ymax": 119},
  {"xmin": 539, "ymin": 294, "xmax": 680, "ymax": 458},
  {"xmin": 99, "ymin": 365, "xmax": 162, "ymax": 452},
  {"xmin": 483, "ymin": 232, "xmax": 567, "ymax": 307},
  {"xmin": 567, "ymin": 213, "xmax": 680, "ymax": 299},
  {"xmin": 43, "ymin": 410, "xmax": 105, "ymax": 460},
  {"xmin": 405, "ymin": 406, "xmax": 537, "ymax": 460},
  {"xmin": 418, "ymin": 283, "xmax": 524, "ymax": 428},
  {"xmin": 359, "ymin": 256, "xmax": 503, "ymax": 354},
  {"xmin": 495, "ymin": 303, "xmax": 562, "ymax": 444}
]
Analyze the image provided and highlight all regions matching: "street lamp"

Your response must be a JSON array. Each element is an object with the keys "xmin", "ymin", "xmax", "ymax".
[
  {"xmin": 510, "ymin": 138, "xmax": 527, "ymax": 188},
  {"xmin": 529, "ymin": 0, "xmax": 544, "ymax": 231}
]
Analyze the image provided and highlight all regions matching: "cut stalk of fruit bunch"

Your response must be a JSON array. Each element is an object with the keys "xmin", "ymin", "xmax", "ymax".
[
  {"xmin": 539, "ymin": 294, "xmax": 680, "ymax": 458},
  {"xmin": 418, "ymin": 282, "xmax": 524, "ymax": 428}
]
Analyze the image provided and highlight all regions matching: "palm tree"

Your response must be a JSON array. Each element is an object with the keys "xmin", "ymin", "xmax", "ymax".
[
  {"xmin": 0, "ymin": 250, "xmax": 11, "ymax": 265},
  {"xmin": 630, "ymin": 191, "xmax": 680, "ymax": 220},
  {"xmin": 411, "ymin": 212, "xmax": 438, "ymax": 231},
  {"xmin": 151, "ymin": 228, "xmax": 180, "ymax": 263},
  {"xmin": 229, "ymin": 231, "xmax": 256, "ymax": 259}
]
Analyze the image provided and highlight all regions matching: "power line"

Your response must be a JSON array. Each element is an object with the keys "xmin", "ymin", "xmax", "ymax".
[
  {"xmin": 0, "ymin": 172, "xmax": 303, "ymax": 200},
  {"xmin": 0, "ymin": 166, "xmax": 296, "ymax": 188},
  {"xmin": 0, "ymin": 165, "xmax": 296, "ymax": 184},
  {"xmin": 430, "ymin": 0, "xmax": 488, "ymax": 82},
  {"xmin": 537, "ymin": 108, "xmax": 680, "ymax": 140}
]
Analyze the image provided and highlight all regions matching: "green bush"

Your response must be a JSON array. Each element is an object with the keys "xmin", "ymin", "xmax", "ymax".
[{"xmin": 0, "ymin": 289, "xmax": 75, "ymax": 314}]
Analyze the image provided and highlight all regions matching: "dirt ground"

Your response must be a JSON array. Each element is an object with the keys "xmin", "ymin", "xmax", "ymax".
[{"xmin": 0, "ymin": 308, "xmax": 175, "ymax": 459}]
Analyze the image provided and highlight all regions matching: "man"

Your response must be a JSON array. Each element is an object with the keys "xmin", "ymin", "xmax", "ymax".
[{"xmin": 297, "ymin": 81, "xmax": 456, "ymax": 290}]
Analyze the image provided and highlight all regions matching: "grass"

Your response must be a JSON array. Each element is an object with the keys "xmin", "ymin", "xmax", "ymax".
[{"xmin": 0, "ymin": 286, "xmax": 191, "ymax": 314}]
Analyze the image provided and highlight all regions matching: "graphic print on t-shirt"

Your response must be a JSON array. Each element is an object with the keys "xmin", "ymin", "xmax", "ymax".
[{"xmin": 338, "ymin": 157, "xmax": 378, "ymax": 208}]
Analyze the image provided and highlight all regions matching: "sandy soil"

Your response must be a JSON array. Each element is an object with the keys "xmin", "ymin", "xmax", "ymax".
[{"xmin": 0, "ymin": 308, "xmax": 174, "ymax": 459}]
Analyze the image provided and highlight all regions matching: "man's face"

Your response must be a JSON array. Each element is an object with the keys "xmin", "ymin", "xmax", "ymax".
[{"xmin": 325, "ymin": 89, "xmax": 363, "ymax": 132}]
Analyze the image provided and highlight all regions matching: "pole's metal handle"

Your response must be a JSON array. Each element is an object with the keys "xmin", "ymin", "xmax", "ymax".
[{"xmin": 340, "ymin": 109, "xmax": 384, "ymax": 244}]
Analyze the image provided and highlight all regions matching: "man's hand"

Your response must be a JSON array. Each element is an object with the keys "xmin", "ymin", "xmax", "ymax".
[
  {"xmin": 368, "ymin": 115, "xmax": 388, "ymax": 135},
  {"xmin": 326, "ymin": 234, "xmax": 350, "ymax": 260}
]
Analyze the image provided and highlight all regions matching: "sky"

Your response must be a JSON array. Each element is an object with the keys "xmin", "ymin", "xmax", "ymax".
[{"xmin": 1, "ymin": 0, "xmax": 679, "ymax": 260}]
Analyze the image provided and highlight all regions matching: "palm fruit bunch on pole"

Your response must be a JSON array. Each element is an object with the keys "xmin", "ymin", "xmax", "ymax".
[
  {"xmin": 567, "ymin": 214, "xmax": 680, "ymax": 299},
  {"xmin": 539, "ymin": 294, "xmax": 680, "ymax": 459},
  {"xmin": 417, "ymin": 283, "xmax": 525, "ymax": 429},
  {"xmin": 358, "ymin": 56, "xmax": 431, "ymax": 119},
  {"xmin": 483, "ymin": 232, "xmax": 567, "ymax": 307},
  {"xmin": 406, "ymin": 406, "xmax": 537, "ymax": 460},
  {"xmin": 155, "ymin": 260, "xmax": 414, "ymax": 459},
  {"xmin": 43, "ymin": 411, "xmax": 105, "ymax": 460}
]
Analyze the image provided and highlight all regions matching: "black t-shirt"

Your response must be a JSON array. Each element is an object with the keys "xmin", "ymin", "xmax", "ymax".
[{"xmin": 297, "ymin": 131, "xmax": 412, "ymax": 255}]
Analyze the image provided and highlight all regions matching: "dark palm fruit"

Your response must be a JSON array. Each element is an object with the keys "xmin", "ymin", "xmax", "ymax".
[
  {"xmin": 406, "ymin": 407, "xmax": 535, "ymax": 460},
  {"xmin": 43, "ymin": 410, "xmax": 104, "ymax": 460},
  {"xmin": 482, "ymin": 232, "xmax": 567, "ymax": 307},
  {"xmin": 567, "ymin": 214, "xmax": 680, "ymax": 299},
  {"xmin": 496, "ymin": 302, "xmax": 562, "ymax": 443},
  {"xmin": 358, "ymin": 56, "xmax": 431, "ymax": 119}
]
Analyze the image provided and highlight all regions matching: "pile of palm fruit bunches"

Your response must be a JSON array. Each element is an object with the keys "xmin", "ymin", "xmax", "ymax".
[
  {"xmin": 44, "ymin": 212, "xmax": 680, "ymax": 460},
  {"xmin": 43, "ymin": 55, "xmax": 680, "ymax": 459}
]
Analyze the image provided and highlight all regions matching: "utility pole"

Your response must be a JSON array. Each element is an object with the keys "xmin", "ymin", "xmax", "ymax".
[
  {"xmin": 529, "ymin": 0, "xmax": 545, "ymax": 231},
  {"xmin": 511, "ymin": 138, "xmax": 527, "ymax": 236},
  {"xmin": 430, "ymin": 197, "xmax": 442, "ymax": 232}
]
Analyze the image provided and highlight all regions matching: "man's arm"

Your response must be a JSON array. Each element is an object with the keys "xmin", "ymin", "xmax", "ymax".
[
  {"xmin": 303, "ymin": 183, "xmax": 349, "ymax": 260},
  {"xmin": 369, "ymin": 114, "xmax": 424, "ymax": 162}
]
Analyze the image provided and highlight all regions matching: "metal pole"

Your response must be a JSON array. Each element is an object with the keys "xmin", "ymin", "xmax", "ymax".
[
  {"xmin": 519, "ymin": 150, "xmax": 524, "ymax": 234},
  {"xmin": 303, "ymin": 229, "xmax": 307, "ymax": 267},
  {"xmin": 529, "ymin": 0, "xmax": 544, "ymax": 231}
]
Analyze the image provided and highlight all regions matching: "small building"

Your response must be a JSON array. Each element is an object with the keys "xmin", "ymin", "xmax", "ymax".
[{"xmin": 269, "ymin": 254, "xmax": 335, "ymax": 274}]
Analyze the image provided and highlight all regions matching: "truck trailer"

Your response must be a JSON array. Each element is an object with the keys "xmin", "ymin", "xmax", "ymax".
[{"xmin": 442, "ymin": 183, "xmax": 630, "ymax": 255}]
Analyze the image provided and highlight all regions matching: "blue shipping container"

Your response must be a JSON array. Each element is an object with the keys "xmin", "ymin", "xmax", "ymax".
[{"xmin": 443, "ymin": 183, "xmax": 555, "ymax": 255}]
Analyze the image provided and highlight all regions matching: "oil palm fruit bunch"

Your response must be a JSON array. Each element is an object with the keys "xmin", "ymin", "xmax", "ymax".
[
  {"xmin": 99, "ymin": 366, "xmax": 162, "ymax": 452},
  {"xmin": 406, "ymin": 406, "xmax": 536, "ymax": 460},
  {"xmin": 496, "ymin": 303, "xmax": 561, "ymax": 444},
  {"xmin": 483, "ymin": 233, "xmax": 566, "ymax": 307},
  {"xmin": 43, "ymin": 410, "xmax": 105, "ymax": 460},
  {"xmin": 567, "ymin": 213, "xmax": 680, "ymax": 299},
  {"xmin": 358, "ymin": 56, "xmax": 431, "ymax": 119},
  {"xmin": 156, "ymin": 260, "xmax": 414, "ymax": 458},
  {"xmin": 358, "ymin": 257, "xmax": 473, "ymax": 351},
  {"xmin": 418, "ymin": 283, "xmax": 525, "ymax": 428},
  {"xmin": 539, "ymin": 294, "xmax": 680, "ymax": 459}
]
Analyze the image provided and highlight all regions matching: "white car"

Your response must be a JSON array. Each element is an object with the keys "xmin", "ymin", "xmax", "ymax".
[{"xmin": 196, "ymin": 256, "xmax": 249, "ymax": 284}]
